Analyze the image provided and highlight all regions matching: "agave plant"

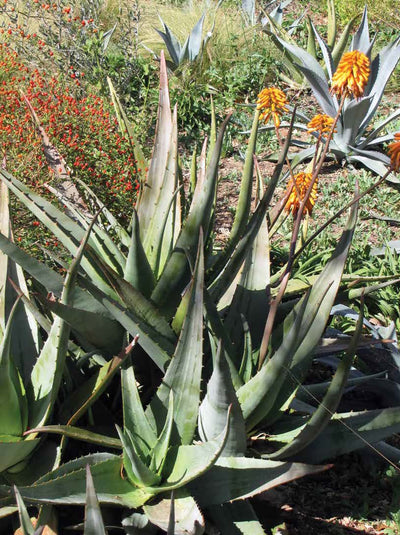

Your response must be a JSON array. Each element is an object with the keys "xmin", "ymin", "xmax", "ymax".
[
  {"xmin": 263, "ymin": 0, "xmax": 359, "ymax": 88},
  {"xmin": 272, "ymin": 7, "xmax": 400, "ymax": 176},
  {"xmin": 153, "ymin": 8, "xmax": 218, "ymax": 70}
]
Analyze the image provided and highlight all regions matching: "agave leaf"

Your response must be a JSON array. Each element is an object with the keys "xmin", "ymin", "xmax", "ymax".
[
  {"xmin": 294, "ymin": 407, "xmax": 400, "ymax": 463},
  {"xmin": 121, "ymin": 357, "xmax": 157, "ymax": 459},
  {"xmin": 199, "ymin": 343, "xmax": 247, "ymax": 456},
  {"xmin": 147, "ymin": 234, "xmax": 204, "ymax": 444},
  {"xmin": 350, "ymin": 7, "xmax": 370, "ymax": 53},
  {"xmin": 137, "ymin": 50, "xmax": 173, "ymax": 233},
  {"xmin": 190, "ymin": 457, "xmax": 328, "ymax": 506},
  {"xmin": 335, "ymin": 96, "xmax": 373, "ymax": 150},
  {"xmin": 274, "ymin": 36, "xmax": 336, "ymax": 117},
  {"xmin": 150, "ymin": 391, "xmax": 174, "ymax": 475},
  {"xmin": 295, "ymin": 63, "xmax": 337, "ymax": 117},
  {"xmin": 361, "ymin": 38, "xmax": 400, "ymax": 132},
  {"xmin": 326, "ymin": 0, "xmax": 336, "ymax": 50},
  {"xmin": 238, "ymin": 199, "xmax": 358, "ymax": 430},
  {"xmin": 124, "ymin": 209, "xmax": 156, "ymax": 298},
  {"xmin": 43, "ymin": 299, "xmax": 124, "ymax": 356},
  {"xmin": 151, "ymin": 114, "xmax": 231, "ymax": 316},
  {"xmin": 14, "ymin": 486, "xmax": 35, "ymax": 535},
  {"xmin": 229, "ymin": 109, "xmax": 260, "ymax": 248},
  {"xmin": 0, "ymin": 182, "xmax": 39, "ymax": 382},
  {"xmin": 0, "ymin": 440, "xmax": 40, "ymax": 474},
  {"xmin": 187, "ymin": 14, "xmax": 205, "ymax": 61},
  {"xmin": 269, "ymin": 304, "xmax": 363, "ymax": 460},
  {"xmin": 0, "ymin": 233, "xmax": 108, "ymax": 316},
  {"xmin": 310, "ymin": 20, "xmax": 334, "ymax": 80},
  {"xmin": 0, "ymin": 170, "xmax": 113, "ymax": 295},
  {"xmin": 144, "ymin": 489, "xmax": 204, "ymax": 535},
  {"xmin": 143, "ymin": 105, "xmax": 181, "ymax": 277},
  {"xmin": 78, "ymin": 279, "xmax": 172, "ymax": 371},
  {"xmin": 84, "ymin": 465, "xmax": 107, "ymax": 535},
  {"xmin": 347, "ymin": 154, "xmax": 391, "ymax": 178},
  {"xmin": 360, "ymin": 109, "xmax": 400, "ymax": 148},
  {"xmin": 117, "ymin": 426, "xmax": 161, "ymax": 488},
  {"xmin": 156, "ymin": 20, "xmax": 180, "ymax": 65},
  {"xmin": 29, "ymin": 213, "xmax": 97, "ymax": 430},
  {"xmin": 2, "ymin": 454, "xmax": 153, "ymax": 508},
  {"xmin": 158, "ymin": 415, "xmax": 230, "ymax": 492},
  {"xmin": 0, "ymin": 300, "xmax": 28, "ymax": 438},
  {"xmin": 207, "ymin": 501, "xmax": 266, "ymax": 535},
  {"xmin": 25, "ymin": 425, "xmax": 121, "ymax": 450},
  {"xmin": 208, "ymin": 111, "xmax": 293, "ymax": 299}
]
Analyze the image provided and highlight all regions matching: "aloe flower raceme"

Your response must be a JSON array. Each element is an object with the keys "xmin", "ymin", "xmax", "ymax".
[
  {"xmin": 285, "ymin": 172, "xmax": 318, "ymax": 216},
  {"xmin": 257, "ymin": 87, "xmax": 288, "ymax": 127},
  {"xmin": 330, "ymin": 50, "xmax": 370, "ymax": 99},
  {"xmin": 307, "ymin": 114, "xmax": 335, "ymax": 135},
  {"xmin": 271, "ymin": 7, "xmax": 400, "ymax": 178}
]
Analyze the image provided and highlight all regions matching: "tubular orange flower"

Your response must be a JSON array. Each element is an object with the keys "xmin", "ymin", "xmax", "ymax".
[
  {"xmin": 307, "ymin": 114, "xmax": 335, "ymax": 135},
  {"xmin": 388, "ymin": 133, "xmax": 400, "ymax": 171},
  {"xmin": 331, "ymin": 50, "xmax": 370, "ymax": 99},
  {"xmin": 257, "ymin": 87, "xmax": 288, "ymax": 127},
  {"xmin": 285, "ymin": 172, "xmax": 318, "ymax": 217}
]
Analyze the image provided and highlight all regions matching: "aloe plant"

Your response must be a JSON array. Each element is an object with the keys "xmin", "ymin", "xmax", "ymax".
[
  {"xmin": 272, "ymin": 7, "xmax": 400, "ymax": 176},
  {"xmin": 1, "ymin": 47, "xmax": 400, "ymax": 534}
]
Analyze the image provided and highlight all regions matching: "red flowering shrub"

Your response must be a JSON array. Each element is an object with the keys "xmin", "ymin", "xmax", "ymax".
[{"xmin": 0, "ymin": 43, "xmax": 140, "ymax": 223}]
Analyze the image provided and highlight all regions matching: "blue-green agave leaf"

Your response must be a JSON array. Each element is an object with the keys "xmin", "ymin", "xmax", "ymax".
[
  {"xmin": 190, "ymin": 457, "xmax": 328, "ymax": 506},
  {"xmin": 350, "ymin": 7, "xmax": 370, "ymax": 53},
  {"xmin": 0, "ymin": 454, "xmax": 153, "ymax": 508},
  {"xmin": 147, "ymin": 234, "xmax": 204, "ymax": 444},
  {"xmin": 14, "ymin": 486, "xmax": 35, "ymax": 535},
  {"xmin": 187, "ymin": 14, "xmax": 205, "ymax": 61},
  {"xmin": 121, "ymin": 358, "xmax": 157, "ymax": 459},
  {"xmin": 293, "ymin": 407, "xmax": 400, "ymax": 463},
  {"xmin": 199, "ymin": 343, "xmax": 247, "ymax": 456},
  {"xmin": 84, "ymin": 465, "xmax": 107, "ymax": 535},
  {"xmin": 206, "ymin": 501, "xmax": 266, "ymax": 535}
]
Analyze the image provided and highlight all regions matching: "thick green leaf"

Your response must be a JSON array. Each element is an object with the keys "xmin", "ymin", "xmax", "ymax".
[
  {"xmin": 190, "ymin": 457, "xmax": 328, "ymax": 506},
  {"xmin": 238, "ymin": 200, "xmax": 358, "ymax": 430},
  {"xmin": 1, "ymin": 454, "xmax": 152, "ymax": 508},
  {"xmin": 207, "ymin": 501, "xmax": 266, "ymax": 535},
  {"xmin": 147, "ymin": 235, "xmax": 204, "ymax": 444},
  {"xmin": 137, "ymin": 51, "xmax": 173, "ymax": 234},
  {"xmin": 14, "ymin": 486, "xmax": 35, "ymax": 535},
  {"xmin": 144, "ymin": 489, "xmax": 204, "ymax": 535},
  {"xmin": 44, "ymin": 300, "xmax": 124, "ymax": 356},
  {"xmin": 0, "ymin": 440, "xmax": 40, "ymax": 474},
  {"xmin": 116, "ymin": 427, "xmax": 160, "ymax": 488},
  {"xmin": 150, "ymin": 392, "xmax": 174, "ymax": 475},
  {"xmin": 26, "ymin": 425, "xmax": 121, "ymax": 450},
  {"xmin": 121, "ymin": 358, "xmax": 157, "ymax": 459},
  {"xmin": 269, "ymin": 305, "xmax": 363, "ymax": 460},
  {"xmin": 151, "ymin": 114, "xmax": 231, "ymax": 316},
  {"xmin": 84, "ymin": 465, "xmax": 107, "ymax": 535},
  {"xmin": 199, "ymin": 343, "xmax": 246, "ymax": 456},
  {"xmin": 293, "ymin": 407, "xmax": 400, "ymax": 463},
  {"xmin": 124, "ymin": 209, "xmax": 156, "ymax": 298}
]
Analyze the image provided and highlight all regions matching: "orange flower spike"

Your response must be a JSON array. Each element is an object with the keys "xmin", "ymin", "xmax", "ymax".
[
  {"xmin": 307, "ymin": 114, "xmax": 336, "ymax": 135},
  {"xmin": 257, "ymin": 87, "xmax": 288, "ymax": 127},
  {"xmin": 331, "ymin": 50, "xmax": 370, "ymax": 99},
  {"xmin": 388, "ymin": 133, "xmax": 400, "ymax": 172},
  {"xmin": 285, "ymin": 172, "xmax": 318, "ymax": 217}
]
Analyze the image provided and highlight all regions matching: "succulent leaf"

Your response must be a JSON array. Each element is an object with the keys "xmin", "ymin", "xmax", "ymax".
[{"xmin": 84, "ymin": 465, "xmax": 107, "ymax": 535}]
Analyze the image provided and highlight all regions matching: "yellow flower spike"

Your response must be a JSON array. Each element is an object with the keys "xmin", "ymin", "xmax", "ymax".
[
  {"xmin": 331, "ymin": 50, "xmax": 370, "ymax": 99},
  {"xmin": 257, "ymin": 87, "xmax": 288, "ymax": 127},
  {"xmin": 388, "ymin": 133, "xmax": 400, "ymax": 172},
  {"xmin": 285, "ymin": 172, "xmax": 318, "ymax": 217},
  {"xmin": 307, "ymin": 114, "xmax": 336, "ymax": 135}
]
